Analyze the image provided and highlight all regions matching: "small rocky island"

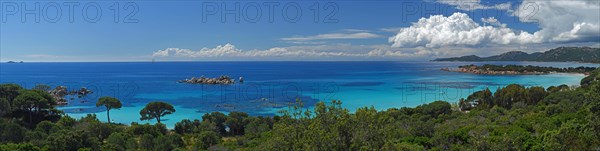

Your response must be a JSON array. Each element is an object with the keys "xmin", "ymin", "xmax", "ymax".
[
  {"xmin": 179, "ymin": 75, "xmax": 242, "ymax": 85},
  {"xmin": 443, "ymin": 64, "xmax": 597, "ymax": 75},
  {"xmin": 48, "ymin": 86, "xmax": 93, "ymax": 105}
]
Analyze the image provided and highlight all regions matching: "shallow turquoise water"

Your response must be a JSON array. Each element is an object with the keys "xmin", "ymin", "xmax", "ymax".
[{"xmin": 0, "ymin": 61, "xmax": 595, "ymax": 128}]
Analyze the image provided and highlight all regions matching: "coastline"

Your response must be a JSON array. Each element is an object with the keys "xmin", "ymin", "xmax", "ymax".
[
  {"xmin": 432, "ymin": 60, "xmax": 600, "ymax": 64},
  {"xmin": 442, "ymin": 68, "xmax": 589, "ymax": 76},
  {"xmin": 442, "ymin": 64, "xmax": 596, "ymax": 76},
  {"xmin": 1, "ymin": 61, "xmax": 591, "ymax": 128}
]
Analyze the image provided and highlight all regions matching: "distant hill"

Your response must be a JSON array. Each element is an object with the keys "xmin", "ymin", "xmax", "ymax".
[{"xmin": 434, "ymin": 47, "xmax": 600, "ymax": 63}]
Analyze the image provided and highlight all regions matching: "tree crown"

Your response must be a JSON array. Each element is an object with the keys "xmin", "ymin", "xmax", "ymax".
[
  {"xmin": 140, "ymin": 101, "xmax": 175, "ymax": 121},
  {"xmin": 96, "ymin": 97, "xmax": 122, "ymax": 110}
]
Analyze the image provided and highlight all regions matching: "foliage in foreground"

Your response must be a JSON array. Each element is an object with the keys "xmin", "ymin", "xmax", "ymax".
[{"xmin": 1, "ymin": 68, "xmax": 599, "ymax": 151}]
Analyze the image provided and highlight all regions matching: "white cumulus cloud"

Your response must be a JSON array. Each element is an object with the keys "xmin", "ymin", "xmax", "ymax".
[
  {"xmin": 389, "ymin": 12, "xmax": 540, "ymax": 48},
  {"xmin": 514, "ymin": 0, "xmax": 600, "ymax": 43},
  {"xmin": 390, "ymin": 0, "xmax": 600, "ymax": 48},
  {"xmin": 481, "ymin": 17, "xmax": 506, "ymax": 27}
]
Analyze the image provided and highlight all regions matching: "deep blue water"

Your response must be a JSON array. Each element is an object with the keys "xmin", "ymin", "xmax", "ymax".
[{"xmin": 1, "ymin": 61, "xmax": 597, "ymax": 127}]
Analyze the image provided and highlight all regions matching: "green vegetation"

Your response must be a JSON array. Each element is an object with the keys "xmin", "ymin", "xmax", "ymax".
[
  {"xmin": 140, "ymin": 101, "xmax": 176, "ymax": 123},
  {"xmin": 582, "ymin": 68, "xmax": 600, "ymax": 86},
  {"xmin": 96, "ymin": 97, "xmax": 122, "ymax": 124},
  {"xmin": 434, "ymin": 47, "xmax": 600, "ymax": 63},
  {"xmin": 1, "ymin": 68, "xmax": 599, "ymax": 150}
]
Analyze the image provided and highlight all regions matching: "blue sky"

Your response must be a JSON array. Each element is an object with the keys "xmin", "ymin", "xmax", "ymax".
[{"xmin": 1, "ymin": 0, "xmax": 598, "ymax": 61}]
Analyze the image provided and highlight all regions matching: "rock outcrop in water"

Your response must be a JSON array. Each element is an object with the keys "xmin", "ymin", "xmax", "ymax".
[
  {"xmin": 49, "ymin": 86, "xmax": 68, "ymax": 105},
  {"xmin": 179, "ymin": 75, "xmax": 238, "ymax": 85},
  {"xmin": 71, "ymin": 87, "xmax": 93, "ymax": 96},
  {"xmin": 49, "ymin": 86, "xmax": 94, "ymax": 105}
]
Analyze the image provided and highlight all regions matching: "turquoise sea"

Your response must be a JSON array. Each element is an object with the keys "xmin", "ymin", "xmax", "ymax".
[{"xmin": 1, "ymin": 61, "xmax": 598, "ymax": 128}]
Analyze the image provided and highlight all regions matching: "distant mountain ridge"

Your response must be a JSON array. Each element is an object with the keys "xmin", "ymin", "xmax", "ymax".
[{"xmin": 434, "ymin": 47, "xmax": 600, "ymax": 63}]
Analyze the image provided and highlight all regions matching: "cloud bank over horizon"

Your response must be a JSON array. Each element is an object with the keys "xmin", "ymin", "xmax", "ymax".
[{"xmin": 151, "ymin": 43, "xmax": 435, "ymax": 61}]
